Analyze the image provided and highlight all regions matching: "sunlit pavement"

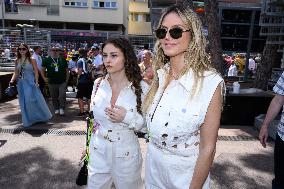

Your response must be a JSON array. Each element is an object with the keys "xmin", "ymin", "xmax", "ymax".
[{"xmin": 0, "ymin": 98, "xmax": 274, "ymax": 189}]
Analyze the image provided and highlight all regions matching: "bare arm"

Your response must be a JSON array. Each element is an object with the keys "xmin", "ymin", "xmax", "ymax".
[
  {"xmin": 41, "ymin": 66, "xmax": 47, "ymax": 83},
  {"xmin": 189, "ymin": 84, "xmax": 222, "ymax": 189},
  {"xmin": 10, "ymin": 60, "xmax": 19, "ymax": 83},
  {"xmin": 259, "ymin": 95, "xmax": 284, "ymax": 147},
  {"xmin": 30, "ymin": 59, "xmax": 39, "ymax": 85}
]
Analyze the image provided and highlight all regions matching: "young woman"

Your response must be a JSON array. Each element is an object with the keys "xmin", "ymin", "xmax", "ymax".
[
  {"xmin": 10, "ymin": 43, "xmax": 52, "ymax": 127},
  {"xmin": 143, "ymin": 3, "xmax": 224, "ymax": 189},
  {"xmin": 87, "ymin": 38, "xmax": 148, "ymax": 189}
]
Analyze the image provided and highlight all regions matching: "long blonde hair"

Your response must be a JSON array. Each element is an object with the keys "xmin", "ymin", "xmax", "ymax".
[{"xmin": 143, "ymin": 3, "xmax": 217, "ymax": 113}]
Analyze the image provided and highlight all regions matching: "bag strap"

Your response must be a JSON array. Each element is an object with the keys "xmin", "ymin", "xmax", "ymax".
[{"xmin": 86, "ymin": 77, "xmax": 103, "ymax": 162}]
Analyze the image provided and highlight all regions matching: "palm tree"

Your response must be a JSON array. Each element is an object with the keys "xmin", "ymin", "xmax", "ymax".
[
  {"xmin": 254, "ymin": 44, "xmax": 279, "ymax": 90},
  {"xmin": 204, "ymin": 0, "xmax": 223, "ymax": 75}
]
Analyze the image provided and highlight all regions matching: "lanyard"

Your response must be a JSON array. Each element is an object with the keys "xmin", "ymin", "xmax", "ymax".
[{"xmin": 51, "ymin": 57, "xmax": 58, "ymax": 67}]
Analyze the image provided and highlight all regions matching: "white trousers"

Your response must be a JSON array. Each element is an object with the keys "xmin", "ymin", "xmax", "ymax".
[
  {"xmin": 145, "ymin": 143, "xmax": 210, "ymax": 189},
  {"xmin": 87, "ymin": 129, "xmax": 143, "ymax": 189}
]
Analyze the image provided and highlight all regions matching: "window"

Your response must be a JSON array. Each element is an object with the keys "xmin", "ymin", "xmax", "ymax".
[
  {"xmin": 93, "ymin": 1, "xmax": 117, "ymax": 9},
  {"xmin": 111, "ymin": 2, "xmax": 117, "ymax": 8},
  {"xmin": 64, "ymin": 1, "xmax": 88, "ymax": 7},
  {"xmin": 145, "ymin": 14, "xmax": 151, "ymax": 22},
  {"xmin": 105, "ymin": 2, "xmax": 111, "ymax": 8}
]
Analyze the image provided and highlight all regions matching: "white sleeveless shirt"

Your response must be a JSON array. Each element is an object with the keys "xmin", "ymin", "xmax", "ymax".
[{"xmin": 146, "ymin": 65, "xmax": 224, "ymax": 157}]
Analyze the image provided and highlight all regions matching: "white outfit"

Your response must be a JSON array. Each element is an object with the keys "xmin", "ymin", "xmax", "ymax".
[
  {"xmin": 87, "ymin": 76, "xmax": 148, "ymax": 189},
  {"xmin": 32, "ymin": 53, "xmax": 42, "ymax": 70},
  {"xmin": 145, "ymin": 65, "xmax": 223, "ymax": 189},
  {"xmin": 228, "ymin": 64, "xmax": 238, "ymax": 76}
]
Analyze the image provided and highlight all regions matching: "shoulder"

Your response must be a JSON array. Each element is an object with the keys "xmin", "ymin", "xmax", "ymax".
[{"xmin": 203, "ymin": 70, "xmax": 223, "ymax": 84}]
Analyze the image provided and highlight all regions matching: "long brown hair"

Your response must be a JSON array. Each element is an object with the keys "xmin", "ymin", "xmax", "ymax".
[
  {"xmin": 16, "ymin": 43, "xmax": 32, "ymax": 63},
  {"xmin": 102, "ymin": 37, "xmax": 143, "ymax": 115}
]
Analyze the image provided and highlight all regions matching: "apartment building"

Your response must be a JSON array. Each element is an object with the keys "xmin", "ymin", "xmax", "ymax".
[{"xmin": 0, "ymin": 0, "xmax": 129, "ymax": 43}]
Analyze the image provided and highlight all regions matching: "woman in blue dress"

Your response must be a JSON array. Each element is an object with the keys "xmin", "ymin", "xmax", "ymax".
[{"xmin": 9, "ymin": 43, "xmax": 52, "ymax": 127}]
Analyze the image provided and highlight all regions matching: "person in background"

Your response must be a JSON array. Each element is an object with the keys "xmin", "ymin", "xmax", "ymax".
[
  {"xmin": 228, "ymin": 62, "xmax": 238, "ymax": 77},
  {"xmin": 248, "ymin": 56, "xmax": 256, "ymax": 77},
  {"xmin": 41, "ymin": 46, "xmax": 68, "ymax": 116},
  {"xmin": 259, "ymin": 71, "xmax": 284, "ymax": 189},
  {"xmin": 91, "ymin": 46, "xmax": 104, "ymax": 79},
  {"xmin": 67, "ymin": 54, "xmax": 78, "ymax": 92},
  {"xmin": 9, "ymin": 43, "xmax": 52, "ymax": 127},
  {"xmin": 139, "ymin": 49, "xmax": 154, "ymax": 85},
  {"xmin": 143, "ymin": 3, "xmax": 223, "ymax": 189},
  {"xmin": 76, "ymin": 48, "xmax": 94, "ymax": 117},
  {"xmin": 87, "ymin": 37, "xmax": 148, "ymax": 189},
  {"xmin": 32, "ymin": 46, "xmax": 45, "ymax": 95}
]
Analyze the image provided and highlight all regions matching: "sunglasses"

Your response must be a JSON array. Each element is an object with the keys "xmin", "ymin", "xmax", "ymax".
[
  {"xmin": 52, "ymin": 49, "xmax": 59, "ymax": 52},
  {"xmin": 18, "ymin": 48, "xmax": 27, "ymax": 51},
  {"xmin": 155, "ymin": 27, "xmax": 190, "ymax": 39}
]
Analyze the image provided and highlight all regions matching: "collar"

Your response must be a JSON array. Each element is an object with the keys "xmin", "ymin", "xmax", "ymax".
[{"xmin": 158, "ymin": 64, "xmax": 192, "ymax": 92}]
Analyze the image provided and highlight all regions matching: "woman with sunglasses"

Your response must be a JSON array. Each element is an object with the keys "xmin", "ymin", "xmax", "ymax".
[
  {"xmin": 143, "ymin": 3, "xmax": 224, "ymax": 189},
  {"xmin": 9, "ymin": 43, "xmax": 52, "ymax": 127}
]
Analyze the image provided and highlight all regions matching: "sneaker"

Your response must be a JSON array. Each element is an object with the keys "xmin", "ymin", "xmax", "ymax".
[
  {"xmin": 55, "ymin": 109, "xmax": 60, "ymax": 115},
  {"xmin": 59, "ymin": 109, "xmax": 65, "ymax": 115},
  {"xmin": 76, "ymin": 112, "xmax": 85, "ymax": 117}
]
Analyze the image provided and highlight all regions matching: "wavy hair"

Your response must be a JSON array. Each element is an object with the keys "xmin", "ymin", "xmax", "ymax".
[
  {"xmin": 102, "ymin": 37, "xmax": 143, "ymax": 115},
  {"xmin": 16, "ymin": 43, "xmax": 32, "ymax": 63},
  {"xmin": 143, "ymin": 3, "xmax": 217, "ymax": 113}
]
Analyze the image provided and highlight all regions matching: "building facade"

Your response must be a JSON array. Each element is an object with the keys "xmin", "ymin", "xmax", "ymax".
[{"xmin": 0, "ymin": 0, "xmax": 129, "ymax": 44}]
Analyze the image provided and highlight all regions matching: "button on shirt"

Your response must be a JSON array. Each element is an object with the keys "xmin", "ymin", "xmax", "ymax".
[
  {"xmin": 273, "ymin": 71, "xmax": 284, "ymax": 141},
  {"xmin": 146, "ymin": 65, "xmax": 223, "ymax": 156},
  {"xmin": 91, "ymin": 76, "xmax": 149, "ymax": 132}
]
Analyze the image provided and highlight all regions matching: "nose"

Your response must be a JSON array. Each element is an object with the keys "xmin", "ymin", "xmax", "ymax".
[
  {"xmin": 103, "ymin": 55, "xmax": 110, "ymax": 64},
  {"xmin": 164, "ymin": 30, "xmax": 171, "ymax": 40}
]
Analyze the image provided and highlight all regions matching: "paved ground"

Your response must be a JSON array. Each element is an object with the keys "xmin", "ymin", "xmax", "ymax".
[{"xmin": 0, "ymin": 97, "xmax": 274, "ymax": 189}]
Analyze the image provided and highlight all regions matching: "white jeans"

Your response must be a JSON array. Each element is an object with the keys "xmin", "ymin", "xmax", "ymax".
[
  {"xmin": 87, "ymin": 129, "xmax": 143, "ymax": 189},
  {"xmin": 145, "ymin": 142, "xmax": 210, "ymax": 189}
]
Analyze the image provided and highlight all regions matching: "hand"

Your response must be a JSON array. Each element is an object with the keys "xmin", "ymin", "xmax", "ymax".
[
  {"xmin": 259, "ymin": 125, "xmax": 269, "ymax": 148},
  {"xmin": 105, "ymin": 105, "xmax": 126, "ymax": 123}
]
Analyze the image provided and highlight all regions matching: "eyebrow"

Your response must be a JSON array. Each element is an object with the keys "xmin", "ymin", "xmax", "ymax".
[{"xmin": 103, "ymin": 52, "xmax": 119, "ymax": 55}]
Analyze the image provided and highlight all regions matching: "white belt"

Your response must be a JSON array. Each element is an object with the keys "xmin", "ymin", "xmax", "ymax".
[{"xmin": 98, "ymin": 128, "xmax": 136, "ymax": 142}]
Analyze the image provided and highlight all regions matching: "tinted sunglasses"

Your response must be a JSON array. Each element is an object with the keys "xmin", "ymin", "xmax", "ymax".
[
  {"xmin": 155, "ymin": 27, "xmax": 190, "ymax": 39},
  {"xmin": 18, "ymin": 48, "xmax": 27, "ymax": 51},
  {"xmin": 52, "ymin": 49, "xmax": 59, "ymax": 52}
]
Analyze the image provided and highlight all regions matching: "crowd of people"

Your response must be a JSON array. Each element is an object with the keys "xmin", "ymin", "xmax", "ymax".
[
  {"xmin": 6, "ymin": 2, "xmax": 282, "ymax": 189},
  {"xmin": 222, "ymin": 53, "xmax": 261, "ymax": 77}
]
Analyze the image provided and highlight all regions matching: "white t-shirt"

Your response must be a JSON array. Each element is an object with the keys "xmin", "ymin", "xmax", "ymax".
[
  {"xmin": 92, "ymin": 54, "xmax": 103, "ymax": 69},
  {"xmin": 32, "ymin": 53, "xmax": 42, "ymax": 71},
  {"xmin": 249, "ymin": 58, "xmax": 256, "ymax": 71},
  {"xmin": 228, "ymin": 64, "xmax": 238, "ymax": 76},
  {"xmin": 68, "ymin": 60, "xmax": 77, "ymax": 71}
]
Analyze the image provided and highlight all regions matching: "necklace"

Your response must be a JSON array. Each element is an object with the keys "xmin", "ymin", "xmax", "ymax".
[
  {"xmin": 169, "ymin": 66, "xmax": 181, "ymax": 80},
  {"xmin": 20, "ymin": 57, "xmax": 27, "ymax": 66}
]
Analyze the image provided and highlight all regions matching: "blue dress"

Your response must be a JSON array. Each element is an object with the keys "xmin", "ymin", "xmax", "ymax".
[{"xmin": 16, "ymin": 61, "xmax": 52, "ymax": 127}]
